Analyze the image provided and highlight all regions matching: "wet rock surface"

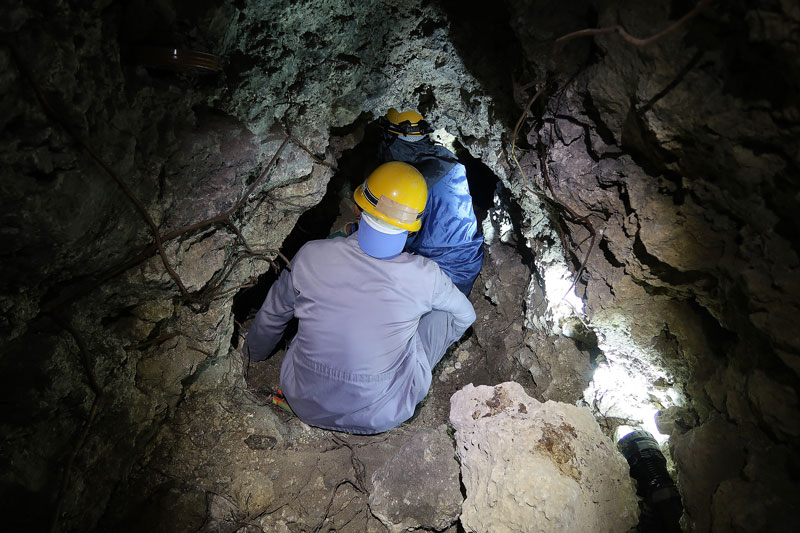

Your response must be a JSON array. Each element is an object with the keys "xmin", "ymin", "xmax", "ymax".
[{"xmin": 450, "ymin": 382, "xmax": 638, "ymax": 533}]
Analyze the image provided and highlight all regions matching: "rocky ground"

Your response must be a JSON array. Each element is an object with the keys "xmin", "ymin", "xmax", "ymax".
[{"xmin": 97, "ymin": 200, "xmax": 600, "ymax": 531}]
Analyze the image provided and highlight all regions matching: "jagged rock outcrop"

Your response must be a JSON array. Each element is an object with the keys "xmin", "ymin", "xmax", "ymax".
[
  {"xmin": 496, "ymin": 2, "xmax": 800, "ymax": 530},
  {"xmin": 450, "ymin": 382, "xmax": 638, "ymax": 532},
  {"xmin": 468, "ymin": 239, "xmax": 593, "ymax": 404}
]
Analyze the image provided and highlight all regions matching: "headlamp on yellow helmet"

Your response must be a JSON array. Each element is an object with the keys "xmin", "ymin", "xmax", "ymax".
[{"xmin": 380, "ymin": 108, "xmax": 433, "ymax": 138}]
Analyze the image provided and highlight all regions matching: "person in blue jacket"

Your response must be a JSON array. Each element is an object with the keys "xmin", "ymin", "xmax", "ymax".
[
  {"xmin": 376, "ymin": 108, "xmax": 484, "ymax": 295},
  {"xmin": 246, "ymin": 162, "xmax": 476, "ymax": 434}
]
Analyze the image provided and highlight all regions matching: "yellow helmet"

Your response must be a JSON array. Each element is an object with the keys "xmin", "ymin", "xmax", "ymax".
[
  {"xmin": 354, "ymin": 161, "xmax": 427, "ymax": 232},
  {"xmin": 381, "ymin": 108, "xmax": 432, "ymax": 138}
]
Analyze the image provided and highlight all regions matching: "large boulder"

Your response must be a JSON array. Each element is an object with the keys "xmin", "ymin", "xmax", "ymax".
[{"xmin": 450, "ymin": 382, "xmax": 638, "ymax": 533}]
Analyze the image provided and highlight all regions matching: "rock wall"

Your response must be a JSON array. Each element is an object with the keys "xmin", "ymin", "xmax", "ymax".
[
  {"xmin": 495, "ymin": 1, "xmax": 800, "ymax": 531},
  {"xmin": 0, "ymin": 0, "xmax": 500, "ymax": 529}
]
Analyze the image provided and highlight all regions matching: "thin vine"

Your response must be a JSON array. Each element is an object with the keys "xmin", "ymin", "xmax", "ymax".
[{"xmin": 508, "ymin": 0, "xmax": 711, "ymax": 303}]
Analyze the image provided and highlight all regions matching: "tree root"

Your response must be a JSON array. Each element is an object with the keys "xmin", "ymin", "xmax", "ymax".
[
  {"xmin": 7, "ymin": 42, "xmax": 336, "ymax": 311},
  {"xmin": 49, "ymin": 320, "xmax": 104, "ymax": 533},
  {"xmin": 555, "ymin": 0, "xmax": 711, "ymax": 49},
  {"xmin": 508, "ymin": 0, "xmax": 711, "ymax": 304}
]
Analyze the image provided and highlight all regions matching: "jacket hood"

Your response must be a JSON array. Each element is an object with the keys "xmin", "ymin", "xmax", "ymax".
[{"xmin": 377, "ymin": 131, "xmax": 459, "ymax": 188}]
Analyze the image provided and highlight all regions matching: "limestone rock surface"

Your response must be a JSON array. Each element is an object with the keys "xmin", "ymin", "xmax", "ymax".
[
  {"xmin": 450, "ymin": 382, "xmax": 637, "ymax": 533},
  {"xmin": 369, "ymin": 426, "xmax": 462, "ymax": 532}
]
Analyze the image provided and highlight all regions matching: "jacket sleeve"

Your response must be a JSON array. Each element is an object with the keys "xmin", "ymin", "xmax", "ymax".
[
  {"xmin": 430, "ymin": 264, "xmax": 476, "ymax": 335},
  {"xmin": 246, "ymin": 268, "xmax": 297, "ymax": 361}
]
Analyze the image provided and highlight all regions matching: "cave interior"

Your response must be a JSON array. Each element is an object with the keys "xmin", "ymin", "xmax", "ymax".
[{"xmin": 1, "ymin": 0, "xmax": 798, "ymax": 531}]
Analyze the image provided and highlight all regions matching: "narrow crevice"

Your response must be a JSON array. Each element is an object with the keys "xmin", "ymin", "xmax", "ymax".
[
  {"xmin": 580, "ymin": 92, "xmax": 620, "ymax": 152},
  {"xmin": 631, "ymin": 232, "xmax": 717, "ymax": 288},
  {"xmin": 636, "ymin": 50, "xmax": 703, "ymax": 115},
  {"xmin": 621, "ymin": 100, "xmax": 685, "ymax": 200},
  {"xmin": 598, "ymin": 237, "xmax": 625, "ymax": 269},
  {"xmin": 231, "ymin": 124, "xmax": 376, "ymax": 345},
  {"xmin": 453, "ymin": 140, "xmax": 500, "ymax": 227}
]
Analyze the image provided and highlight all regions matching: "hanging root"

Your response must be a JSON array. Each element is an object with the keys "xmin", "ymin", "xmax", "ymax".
[
  {"xmin": 508, "ymin": 0, "xmax": 711, "ymax": 303},
  {"xmin": 7, "ymin": 41, "xmax": 335, "ymax": 309},
  {"xmin": 554, "ymin": 0, "xmax": 711, "ymax": 49}
]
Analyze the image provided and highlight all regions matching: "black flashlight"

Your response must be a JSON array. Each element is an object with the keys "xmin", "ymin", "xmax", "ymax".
[{"xmin": 617, "ymin": 430, "xmax": 683, "ymax": 533}]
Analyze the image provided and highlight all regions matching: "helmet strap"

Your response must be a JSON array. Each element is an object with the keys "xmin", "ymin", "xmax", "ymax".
[{"xmin": 378, "ymin": 116, "xmax": 433, "ymax": 137}]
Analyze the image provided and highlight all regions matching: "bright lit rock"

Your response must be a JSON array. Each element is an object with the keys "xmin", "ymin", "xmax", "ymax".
[{"xmin": 450, "ymin": 382, "xmax": 638, "ymax": 533}]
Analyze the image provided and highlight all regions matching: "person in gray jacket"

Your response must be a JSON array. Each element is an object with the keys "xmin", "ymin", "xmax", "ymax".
[{"xmin": 246, "ymin": 161, "xmax": 476, "ymax": 434}]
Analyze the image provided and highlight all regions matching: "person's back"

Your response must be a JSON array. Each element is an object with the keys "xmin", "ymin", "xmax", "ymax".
[
  {"xmin": 377, "ymin": 108, "xmax": 484, "ymax": 295},
  {"xmin": 404, "ymin": 163, "xmax": 485, "ymax": 294},
  {"xmin": 246, "ymin": 162, "xmax": 475, "ymax": 434},
  {"xmin": 287, "ymin": 237, "xmax": 438, "ymax": 373}
]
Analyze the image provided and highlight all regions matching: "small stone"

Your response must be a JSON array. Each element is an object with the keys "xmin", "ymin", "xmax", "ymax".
[{"xmin": 244, "ymin": 434, "xmax": 278, "ymax": 450}]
